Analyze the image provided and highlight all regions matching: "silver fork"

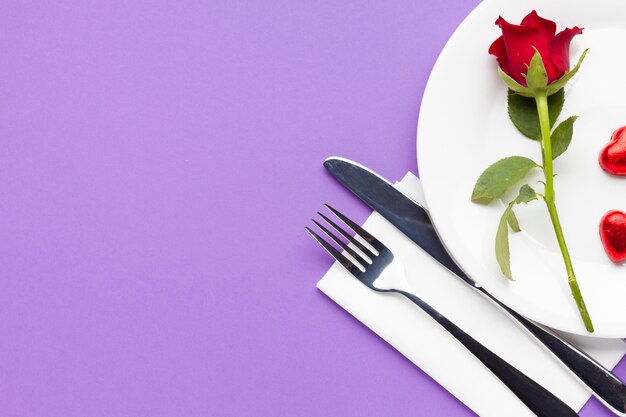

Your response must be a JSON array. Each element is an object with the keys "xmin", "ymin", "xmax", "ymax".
[{"xmin": 307, "ymin": 204, "xmax": 578, "ymax": 417}]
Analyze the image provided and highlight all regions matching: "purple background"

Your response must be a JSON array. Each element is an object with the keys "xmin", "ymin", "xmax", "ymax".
[{"xmin": 1, "ymin": 1, "xmax": 623, "ymax": 415}]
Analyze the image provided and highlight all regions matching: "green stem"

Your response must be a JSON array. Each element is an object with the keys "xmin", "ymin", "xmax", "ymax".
[{"xmin": 535, "ymin": 92, "xmax": 594, "ymax": 332}]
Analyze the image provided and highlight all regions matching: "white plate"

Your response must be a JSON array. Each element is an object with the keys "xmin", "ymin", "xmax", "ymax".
[{"xmin": 417, "ymin": 0, "xmax": 626, "ymax": 337}]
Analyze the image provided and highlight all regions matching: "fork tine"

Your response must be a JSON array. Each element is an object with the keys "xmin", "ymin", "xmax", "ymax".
[
  {"xmin": 305, "ymin": 227, "xmax": 362, "ymax": 273},
  {"xmin": 324, "ymin": 204, "xmax": 383, "ymax": 252},
  {"xmin": 317, "ymin": 212, "xmax": 376, "ymax": 259},
  {"xmin": 312, "ymin": 219, "xmax": 370, "ymax": 266}
]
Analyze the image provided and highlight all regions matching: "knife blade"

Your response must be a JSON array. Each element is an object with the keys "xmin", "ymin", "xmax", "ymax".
[
  {"xmin": 324, "ymin": 156, "xmax": 626, "ymax": 416},
  {"xmin": 323, "ymin": 157, "xmax": 470, "ymax": 283}
]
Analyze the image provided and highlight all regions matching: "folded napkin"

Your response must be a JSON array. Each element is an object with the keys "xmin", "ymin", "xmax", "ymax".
[{"xmin": 317, "ymin": 172, "xmax": 626, "ymax": 417}]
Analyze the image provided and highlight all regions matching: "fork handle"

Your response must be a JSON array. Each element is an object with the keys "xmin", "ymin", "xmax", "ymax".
[{"xmin": 398, "ymin": 290, "xmax": 579, "ymax": 417}]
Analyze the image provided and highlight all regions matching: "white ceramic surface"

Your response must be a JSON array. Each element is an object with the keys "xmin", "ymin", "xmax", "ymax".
[{"xmin": 417, "ymin": 0, "xmax": 626, "ymax": 337}]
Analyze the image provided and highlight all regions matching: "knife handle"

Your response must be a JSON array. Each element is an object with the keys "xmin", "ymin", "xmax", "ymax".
[
  {"xmin": 486, "ymin": 294, "xmax": 626, "ymax": 416},
  {"xmin": 397, "ymin": 290, "xmax": 578, "ymax": 417},
  {"xmin": 436, "ymin": 245, "xmax": 626, "ymax": 415}
]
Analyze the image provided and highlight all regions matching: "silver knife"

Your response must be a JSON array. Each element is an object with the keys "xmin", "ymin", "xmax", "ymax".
[{"xmin": 324, "ymin": 156, "xmax": 626, "ymax": 416}]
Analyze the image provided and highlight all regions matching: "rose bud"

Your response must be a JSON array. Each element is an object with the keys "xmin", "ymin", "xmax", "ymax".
[{"xmin": 489, "ymin": 10, "xmax": 583, "ymax": 91}]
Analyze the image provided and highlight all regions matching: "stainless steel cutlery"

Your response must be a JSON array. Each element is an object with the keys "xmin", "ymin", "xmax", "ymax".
[
  {"xmin": 307, "ymin": 204, "xmax": 579, "ymax": 417},
  {"xmin": 322, "ymin": 156, "xmax": 626, "ymax": 416}
]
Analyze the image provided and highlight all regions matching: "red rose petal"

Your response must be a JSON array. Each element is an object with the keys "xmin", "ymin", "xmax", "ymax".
[
  {"xmin": 521, "ymin": 10, "xmax": 556, "ymax": 40},
  {"xmin": 550, "ymin": 26, "xmax": 584, "ymax": 75},
  {"xmin": 496, "ymin": 15, "xmax": 558, "ymax": 85},
  {"xmin": 488, "ymin": 36, "xmax": 508, "ymax": 74}
]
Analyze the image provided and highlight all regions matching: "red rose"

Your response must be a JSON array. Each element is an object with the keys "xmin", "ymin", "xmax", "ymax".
[{"xmin": 489, "ymin": 10, "xmax": 583, "ymax": 86}]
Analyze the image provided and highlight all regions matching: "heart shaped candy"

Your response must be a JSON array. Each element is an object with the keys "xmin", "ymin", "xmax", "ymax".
[
  {"xmin": 599, "ymin": 126, "xmax": 626, "ymax": 176},
  {"xmin": 600, "ymin": 210, "xmax": 626, "ymax": 263}
]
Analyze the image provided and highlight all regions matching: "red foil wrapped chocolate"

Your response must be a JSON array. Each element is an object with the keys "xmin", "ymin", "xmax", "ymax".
[
  {"xmin": 599, "ymin": 126, "xmax": 626, "ymax": 176},
  {"xmin": 599, "ymin": 210, "xmax": 626, "ymax": 263}
]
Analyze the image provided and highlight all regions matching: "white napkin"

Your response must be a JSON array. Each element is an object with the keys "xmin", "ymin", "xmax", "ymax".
[{"xmin": 317, "ymin": 172, "xmax": 626, "ymax": 417}]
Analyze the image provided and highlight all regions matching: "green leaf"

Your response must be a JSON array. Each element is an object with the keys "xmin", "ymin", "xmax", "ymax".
[
  {"xmin": 524, "ymin": 50, "xmax": 548, "ymax": 91},
  {"xmin": 515, "ymin": 184, "xmax": 537, "ymax": 204},
  {"xmin": 496, "ymin": 202, "xmax": 515, "ymax": 280},
  {"xmin": 551, "ymin": 116, "xmax": 578, "ymax": 159},
  {"xmin": 546, "ymin": 49, "xmax": 589, "ymax": 95},
  {"xmin": 495, "ymin": 185, "xmax": 538, "ymax": 280},
  {"xmin": 471, "ymin": 156, "xmax": 539, "ymax": 204},
  {"xmin": 497, "ymin": 66, "xmax": 532, "ymax": 97},
  {"xmin": 508, "ymin": 89, "xmax": 564, "ymax": 140},
  {"xmin": 507, "ymin": 208, "xmax": 521, "ymax": 232}
]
